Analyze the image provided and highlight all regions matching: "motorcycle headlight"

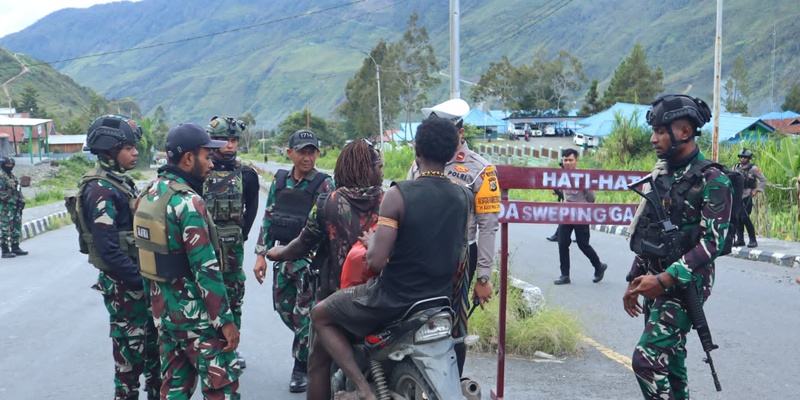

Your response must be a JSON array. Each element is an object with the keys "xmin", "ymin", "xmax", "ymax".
[{"xmin": 414, "ymin": 312, "xmax": 452, "ymax": 344}]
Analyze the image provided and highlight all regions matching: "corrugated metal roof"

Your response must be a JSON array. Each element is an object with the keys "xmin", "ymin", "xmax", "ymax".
[
  {"xmin": 758, "ymin": 110, "xmax": 800, "ymax": 120},
  {"xmin": 395, "ymin": 123, "xmax": 421, "ymax": 142},
  {"xmin": 575, "ymin": 102, "xmax": 775, "ymax": 141},
  {"xmin": 463, "ymin": 109, "xmax": 507, "ymax": 127}
]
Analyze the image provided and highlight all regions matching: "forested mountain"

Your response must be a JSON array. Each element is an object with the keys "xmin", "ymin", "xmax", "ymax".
[{"xmin": 1, "ymin": 0, "xmax": 797, "ymax": 129}]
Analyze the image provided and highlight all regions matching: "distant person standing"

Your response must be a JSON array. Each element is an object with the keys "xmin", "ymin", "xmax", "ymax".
[
  {"xmin": 553, "ymin": 148, "xmax": 607, "ymax": 285},
  {"xmin": 203, "ymin": 116, "xmax": 260, "ymax": 369},
  {"xmin": 0, "ymin": 156, "xmax": 27, "ymax": 258},
  {"xmin": 732, "ymin": 148, "xmax": 766, "ymax": 248}
]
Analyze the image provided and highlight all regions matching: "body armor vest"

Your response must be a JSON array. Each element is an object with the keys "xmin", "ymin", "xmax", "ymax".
[
  {"xmin": 65, "ymin": 167, "xmax": 138, "ymax": 271},
  {"xmin": 268, "ymin": 170, "xmax": 328, "ymax": 244},
  {"xmin": 737, "ymin": 163, "xmax": 757, "ymax": 189},
  {"xmin": 203, "ymin": 165, "xmax": 244, "ymax": 271},
  {"xmin": 134, "ymin": 180, "xmax": 221, "ymax": 282}
]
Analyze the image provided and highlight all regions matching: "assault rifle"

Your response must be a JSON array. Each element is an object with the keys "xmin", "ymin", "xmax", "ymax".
[
  {"xmin": 627, "ymin": 175, "xmax": 685, "ymax": 263},
  {"xmin": 682, "ymin": 279, "xmax": 722, "ymax": 392}
]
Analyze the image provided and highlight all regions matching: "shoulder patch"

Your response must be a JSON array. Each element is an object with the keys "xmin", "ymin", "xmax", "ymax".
[
  {"xmin": 454, "ymin": 152, "xmax": 466, "ymax": 162},
  {"xmin": 475, "ymin": 165, "xmax": 500, "ymax": 214}
]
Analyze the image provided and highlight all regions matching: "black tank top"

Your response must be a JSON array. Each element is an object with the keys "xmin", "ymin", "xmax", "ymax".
[{"xmin": 378, "ymin": 177, "xmax": 470, "ymax": 304}]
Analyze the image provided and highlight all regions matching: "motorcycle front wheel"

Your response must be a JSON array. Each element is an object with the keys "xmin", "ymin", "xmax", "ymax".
[{"xmin": 389, "ymin": 361, "xmax": 438, "ymax": 400}]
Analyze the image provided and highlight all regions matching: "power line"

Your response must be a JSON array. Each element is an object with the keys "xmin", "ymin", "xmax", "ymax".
[{"xmin": 462, "ymin": 0, "xmax": 574, "ymax": 63}]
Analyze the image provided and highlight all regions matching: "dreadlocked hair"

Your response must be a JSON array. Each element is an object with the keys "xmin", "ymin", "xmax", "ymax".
[{"xmin": 334, "ymin": 140, "xmax": 378, "ymax": 189}]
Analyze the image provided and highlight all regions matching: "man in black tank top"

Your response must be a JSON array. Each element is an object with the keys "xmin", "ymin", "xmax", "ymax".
[{"xmin": 304, "ymin": 117, "xmax": 471, "ymax": 400}]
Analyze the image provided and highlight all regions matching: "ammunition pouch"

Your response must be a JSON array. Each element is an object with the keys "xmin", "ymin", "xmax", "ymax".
[
  {"xmin": 204, "ymin": 166, "xmax": 244, "ymax": 223},
  {"xmin": 214, "ymin": 222, "xmax": 241, "ymax": 272}
]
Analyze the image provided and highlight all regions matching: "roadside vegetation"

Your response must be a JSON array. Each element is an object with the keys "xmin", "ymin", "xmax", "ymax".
[{"xmin": 469, "ymin": 269, "xmax": 584, "ymax": 357}]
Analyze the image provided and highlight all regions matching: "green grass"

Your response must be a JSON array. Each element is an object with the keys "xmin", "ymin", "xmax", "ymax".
[
  {"xmin": 44, "ymin": 215, "xmax": 71, "ymax": 232},
  {"xmin": 26, "ymin": 188, "xmax": 66, "ymax": 207},
  {"xmin": 469, "ymin": 272, "xmax": 584, "ymax": 357},
  {"xmin": 39, "ymin": 155, "xmax": 94, "ymax": 190}
]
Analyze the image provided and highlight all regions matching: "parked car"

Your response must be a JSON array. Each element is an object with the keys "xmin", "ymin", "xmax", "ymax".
[
  {"xmin": 573, "ymin": 133, "xmax": 599, "ymax": 147},
  {"xmin": 543, "ymin": 125, "xmax": 556, "ymax": 136}
]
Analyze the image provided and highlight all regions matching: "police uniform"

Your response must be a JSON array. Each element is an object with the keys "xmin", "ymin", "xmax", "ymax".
[
  {"xmin": 68, "ymin": 115, "xmax": 161, "ymax": 400},
  {"xmin": 627, "ymin": 95, "xmax": 730, "ymax": 400},
  {"xmin": 0, "ymin": 157, "xmax": 26, "ymax": 257},
  {"xmin": 254, "ymin": 129, "xmax": 334, "ymax": 392},
  {"xmin": 732, "ymin": 149, "xmax": 766, "ymax": 248},
  {"xmin": 408, "ymin": 99, "xmax": 500, "ymax": 376},
  {"xmin": 134, "ymin": 123, "xmax": 241, "ymax": 399}
]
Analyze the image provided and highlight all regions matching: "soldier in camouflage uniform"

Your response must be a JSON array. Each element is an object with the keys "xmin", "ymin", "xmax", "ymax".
[
  {"xmin": 134, "ymin": 123, "xmax": 240, "ymax": 399},
  {"xmin": 0, "ymin": 156, "xmax": 27, "ymax": 258},
  {"xmin": 203, "ymin": 116, "xmax": 260, "ymax": 369},
  {"xmin": 253, "ymin": 129, "xmax": 333, "ymax": 393},
  {"xmin": 624, "ymin": 95, "xmax": 732, "ymax": 400},
  {"xmin": 77, "ymin": 115, "xmax": 161, "ymax": 400}
]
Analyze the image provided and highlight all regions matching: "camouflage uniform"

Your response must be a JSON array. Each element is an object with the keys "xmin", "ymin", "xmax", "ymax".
[
  {"xmin": 83, "ymin": 159, "xmax": 162, "ymax": 400},
  {"xmin": 204, "ymin": 156, "xmax": 260, "ymax": 330},
  {"xmin": 628, "ymin": 152, "xmax": 732, "ymax": 400},
  {"xmin": 254, "ymin": 168, "xmax": 333, "ymax": 365},
  {"xmin": 0, "ymin": 168, "xmax": 24, "ymax": 247},
  {"xmin": 139, "ymin": 167, "xmax": 241, "ymax": 399}
]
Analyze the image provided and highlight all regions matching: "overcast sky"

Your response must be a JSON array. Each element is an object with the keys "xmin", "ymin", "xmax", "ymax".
[{"xmin": 0, "ymin": 0, "xmax": 140, "ymax": 39}]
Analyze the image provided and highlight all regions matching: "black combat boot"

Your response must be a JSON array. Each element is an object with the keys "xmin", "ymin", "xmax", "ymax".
[
  {"xmin": 2, "ymin": 245, "xmax": 16, "ymax": 258},
  {"xmin": 289, "ymin": 360, "xmax": 308, "ymax": 393},
  {"xmin": 11, "ymin": 243, "xmax": 28, "ymax": 256}
]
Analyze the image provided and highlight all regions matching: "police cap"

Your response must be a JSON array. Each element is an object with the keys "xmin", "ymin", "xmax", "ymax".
[
  {"xmin": 166, "ymin": 123, "xmax": 227, "ymax": 158},
  {"xmin": 421, "ymin": 99, "xmax": 470, "ymax": 126}
]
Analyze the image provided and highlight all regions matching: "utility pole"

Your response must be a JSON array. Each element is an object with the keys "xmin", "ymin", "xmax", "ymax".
[
  {"xmin": 711, "ymin": 0, "xmax": 723, "ymax": 162},
  {"xmin": 449, "ymin": 0, "xmax": 460, "ymax": 100},
  {"xmin": 354, "ymin": 47, "xmax": 384, "ymax": 150},
  {"xmin": 770, "ymin": 24, "xmax": 776, "ymax": 111}
]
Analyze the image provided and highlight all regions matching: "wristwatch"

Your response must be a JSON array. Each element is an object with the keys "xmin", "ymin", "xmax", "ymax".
[{"xmin": 477, "ymin": 276, "xmax": 489, "ymax": 285}]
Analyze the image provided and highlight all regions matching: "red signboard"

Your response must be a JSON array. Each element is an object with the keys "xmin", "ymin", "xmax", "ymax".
[
  {"xmin": 495, "ymin": 165, "xmax": 649, "ymax": 191},
  {"xmin": 499, "ymin": 201, "xmax": 637, "ymax": 225}
]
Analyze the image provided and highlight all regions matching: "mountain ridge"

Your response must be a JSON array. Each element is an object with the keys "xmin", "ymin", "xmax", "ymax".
[{"xmin": 1, "ymin": 0, "xmax": 798, "ymax": 129}]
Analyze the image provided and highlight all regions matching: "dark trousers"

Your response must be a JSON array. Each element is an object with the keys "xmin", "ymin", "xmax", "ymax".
[
  {"xmin": 737, "ymin": 196, "xmax": 756, "ymax": 242},
  {"xmin": 558, "ymin": 224, "xmax": 602, "ymax": 277},
  {"xmin": 455, "ymin": 242, "xmax": 479, "ymax": 377}
]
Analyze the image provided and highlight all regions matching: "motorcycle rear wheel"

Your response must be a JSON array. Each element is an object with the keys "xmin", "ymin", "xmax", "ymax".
[{"xmin": 389, "ymin": 361, "xmax": 438, "ymax": 400}]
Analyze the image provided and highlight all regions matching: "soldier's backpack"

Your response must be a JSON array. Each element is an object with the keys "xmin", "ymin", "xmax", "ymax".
[
  {"xmin": 267, "ymin": 169, "xmax": 329, "ymax": 243},
  {"xmin": 672, "ymin": 160, "xmax": 743, "ymax": 256}
]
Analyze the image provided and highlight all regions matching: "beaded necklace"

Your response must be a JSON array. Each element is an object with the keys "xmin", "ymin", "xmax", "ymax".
[{"xmin": 418, "ymin": 170, "xmax": 447, "ymax": 179}]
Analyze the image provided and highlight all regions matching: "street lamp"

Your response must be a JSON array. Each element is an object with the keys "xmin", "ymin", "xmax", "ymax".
[{"xmin": 357, "ymin": 49, "xmax": 384, "ymax": 150}]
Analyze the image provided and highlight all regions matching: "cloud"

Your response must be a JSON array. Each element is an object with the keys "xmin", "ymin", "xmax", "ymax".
[{"xmin": 0, "ymin": 1, "xmax": 140, "ymax": 39}]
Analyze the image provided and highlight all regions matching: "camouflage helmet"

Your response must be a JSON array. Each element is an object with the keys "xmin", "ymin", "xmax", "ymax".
[
  {"xmin": 206, "ymin": 116, "xmax": 246, "ymax": 139},
  {"xmin": 738, "ymin": 148, "xmax": 754, "ymax": 159},
  {"xmin": 86, "ymin": 114, "xmax": 142, "ymax": 152},
  {"xmin": 646, "ymin": 94, "xmax": 712, "ymax": 136}
]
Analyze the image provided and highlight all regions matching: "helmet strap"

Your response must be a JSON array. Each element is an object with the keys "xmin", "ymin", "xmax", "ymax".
[{"xmin": 659, "ymin": 124, "xmax": 693, "ymax": 160}]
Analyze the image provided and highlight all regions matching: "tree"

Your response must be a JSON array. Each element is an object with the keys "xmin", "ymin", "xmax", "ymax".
[
  {"xmin": 338, "ymin": 40, "xmax": 395, "ymax": 141},
  {"xmin": 60, "ymin": 119, "xmax": 84, "ymax": 135},
  {"xmin": 238, "ymin": 111, "xmax": 257, "ymax": 153},
  {"xmin": 387, "ymin": 12, "xmax": 441, "ymax": 136},
  {"xmin": 580, "ymin": 79, "xmax": 602, "ymax": 115},
  {"xmin": 278, "ymin": 111, "xmax": 345, "ymax": 148},
  {"xmin": 723, "ymin": 56, "xmax": 750, "ymax": 115},
  {"xmin": 781, "ymin": 84, "xmax": 800, "ymax": 113},
  {"xmin": 601, "ymin": 43, "xmax": 664, "ymax": 108},
  {"xmin": 548, "ymin": 51, "xmax": 587, "ymax": 113},
  {"xmin": 137, "ymin": 117, "xmax": 158, "ymax": 168},
  {"xmin": 16, "ymin": 85, "xmax": 48, "ymax": 118},
  {"xmin": 470, "ymin": 56, "xmax": 517, "ymax": 112}
]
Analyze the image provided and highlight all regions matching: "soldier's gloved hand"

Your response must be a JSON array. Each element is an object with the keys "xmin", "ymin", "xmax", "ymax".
[{"xmin": 220, "ymin": 322, "xmax": 240, "ymax": 352}]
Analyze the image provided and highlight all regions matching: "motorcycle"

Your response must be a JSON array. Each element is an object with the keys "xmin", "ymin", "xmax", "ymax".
[{"xmin": 330, "ymin": 296, "xmax": 480, "ymax": 400}]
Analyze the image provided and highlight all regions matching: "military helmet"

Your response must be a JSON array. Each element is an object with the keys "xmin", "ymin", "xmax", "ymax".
[
  {"xmin": 738, "ymin": 148, "xmax": 754, "ymax": 159},
  {"xmin": 646, "ymin": 94, "xmax": 712, "ymax": 135},
  {"xmin": 0, "ymin": 156, "xmax": 13, "ymax": 167},
  {"xmin": 86, "ymin": 114, "xmax": 143, "ymax": 152},
  {"xmin": 206, "ymin": 116, "xmax": 246, "ymax": 139}
]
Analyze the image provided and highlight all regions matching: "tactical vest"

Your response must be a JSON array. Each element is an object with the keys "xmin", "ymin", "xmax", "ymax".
[
  {"xmin": 203, "ymin": 165, "xmax": 245, "ymax": 270},
  {"xmin": 65, "ymin": 168, "xmax": 138, "ymax": 271},
  {"xmin": 630, "ymin": 160, "xmax": 742, "ymax": 267},
  {"xmin": 737, "ymin": 164, "xmax": 757, "ymax": 189},
  {"xmin": 267, "ymin": 169, "xmax": 328, "ymax": 244},
  {"xmin": 134, "ymin": 180, "xmax": 221, "ymax": 282}
]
